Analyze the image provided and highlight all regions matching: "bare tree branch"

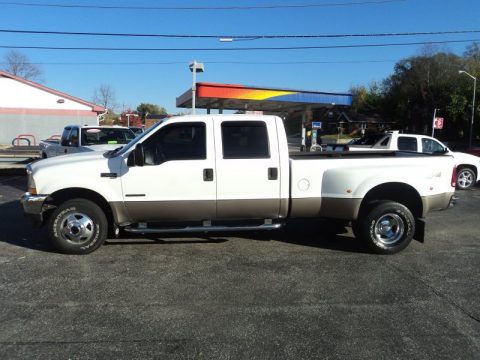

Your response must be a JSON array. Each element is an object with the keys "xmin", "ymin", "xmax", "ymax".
[
  {"xmin": 3, "ymin": 50, "xmax": 43, "ymax": 81},
  {"xmin": 92, "ymin": 84, "xmax": 117, "ymax": 111}
]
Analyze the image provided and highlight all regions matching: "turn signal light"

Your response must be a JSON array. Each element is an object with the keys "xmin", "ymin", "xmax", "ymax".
[{"xmin": 28, "ymin": 187, "xmax": 37, "ymax": 195}]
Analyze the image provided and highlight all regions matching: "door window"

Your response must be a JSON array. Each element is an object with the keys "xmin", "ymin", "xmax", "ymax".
[
  {"xmin": 69, "ymin": 128, "xmax": 79, "ymax": 146},
  {"xmin": 397, "ymin": 137, "xmax": 418, "ymax": 151},
  {"xmin": 421, "ymin": 138, "xmax": 445, "ymax": 154},
  {"xmin": 141, "ymin": 122, "xmax": 206, "ymax": 165},
  {"xmin": 61, "ymin": 127, "xmax": 72, "ymax": 146},
  {"xmin": 221, "ymin": 121, "xmax": 270, "ymax": 159}
]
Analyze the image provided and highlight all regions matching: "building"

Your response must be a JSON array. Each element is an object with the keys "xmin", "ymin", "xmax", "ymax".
[{"xmin": 0, "ymin": 71, "xmax": 105, "ymax": 145}]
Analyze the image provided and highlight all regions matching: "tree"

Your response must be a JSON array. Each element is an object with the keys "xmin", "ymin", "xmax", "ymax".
[
  {"xmin": 2, "ymin": 50, "xmax": 43, "ymax": 81},
  {"xmin": 382, "ymin": 52, "xmax": 464, "ymax": 137},
  {"xmin": 350, "ymin": 82, "xmax": 383, "ymax": 114},
  {"xmin": 93, "ymin": 84, "xmax": 117, "ymax": 112},
  {"xmin": 136, "ymin": 103, "xmax": 167, "ymax": 122}
]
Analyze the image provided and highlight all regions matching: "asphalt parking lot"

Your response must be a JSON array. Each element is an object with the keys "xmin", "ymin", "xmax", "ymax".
[{"xmin": 0, "ymin": 174, "xmax": 479, "ymax": 359}]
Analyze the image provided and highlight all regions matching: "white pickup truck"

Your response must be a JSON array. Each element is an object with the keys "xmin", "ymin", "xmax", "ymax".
[
  {"xmin": 346, "ymin": 131, "xmax": 480, "ymax": 190},
  {"xmin": 39, "ymin": 125, "xmax": 135, "ymax": 158},
  {"xmin": 21, "ymin": 115, "xmax": 456, "ymax": 255}
]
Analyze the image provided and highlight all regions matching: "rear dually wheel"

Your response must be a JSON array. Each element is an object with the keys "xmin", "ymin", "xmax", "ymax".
[{"xmin": 357, "ymin": 201, "xmax": 415, "ymax": 254}]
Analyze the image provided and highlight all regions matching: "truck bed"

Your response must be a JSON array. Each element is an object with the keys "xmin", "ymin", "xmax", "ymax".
[{"xmin": 289, "ymin": 150, "xmax": 447, "ymax": 159}]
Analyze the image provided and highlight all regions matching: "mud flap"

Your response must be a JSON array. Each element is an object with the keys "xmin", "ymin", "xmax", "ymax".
[{"xmin": 414, "ymin": 218, "xmax": 425, "ymax": 243}]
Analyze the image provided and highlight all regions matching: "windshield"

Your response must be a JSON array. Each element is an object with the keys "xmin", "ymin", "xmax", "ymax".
[
  {"xmin": 351, "ymin": 133, "xmax": 387, "ymax": 146},
  {"xmin": 81, "ymin": 127, "xmax": 135, "ymax": 145},
  {"xmin": 117, "ymin": 121, "xmax": 164, "ymax": 155}
]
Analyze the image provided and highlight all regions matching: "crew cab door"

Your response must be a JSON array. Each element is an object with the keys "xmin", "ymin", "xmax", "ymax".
[
  {"xmin": 120, "ymin": 120, "xmax": 216, "ymax": 222},
  {"xmin": 213, "ymin": 118, "xmax": 281, "ymax": 219}
]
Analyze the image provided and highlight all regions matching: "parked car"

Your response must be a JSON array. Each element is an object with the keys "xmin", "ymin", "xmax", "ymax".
[
  {"xmin": 39, "ymin": 125, "xmax": 135, "ymax": 158},
  {"xmin": 346, "ymin": 131, "xmax": 480, "ymax": 190}
]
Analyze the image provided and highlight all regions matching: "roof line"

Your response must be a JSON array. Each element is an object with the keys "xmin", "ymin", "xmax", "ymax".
[{"xmin": 0, "ymin": 70, "xmax": 105, "ymax": 112}]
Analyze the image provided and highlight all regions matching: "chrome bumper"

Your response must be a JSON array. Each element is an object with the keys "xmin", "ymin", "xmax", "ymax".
[{"xmin": 20, "ymin": 193, "xmax": 50, "ymax": 225}]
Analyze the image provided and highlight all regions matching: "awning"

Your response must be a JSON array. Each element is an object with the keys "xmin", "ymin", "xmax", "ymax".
[{"xmin": 176, "ymin": 82, "xmax": 352, "ymax": 112}]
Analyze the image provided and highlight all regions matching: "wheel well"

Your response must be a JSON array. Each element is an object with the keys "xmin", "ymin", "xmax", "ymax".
[
  {"xmin": 359, "ymin": 183, "xmax": 423, "ymax": 219},
  {"xmin": 45, "ymin": 188, "xmax": 113, "ymax": 225},
  {"xmin": 457, "ymin": 164, "xmax": 477, "ymax": 178}
]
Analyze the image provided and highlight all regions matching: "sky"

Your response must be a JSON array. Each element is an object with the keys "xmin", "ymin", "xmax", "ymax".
[{"xmin": 1, "ymin": 0, "xmax": 480, "ymax": 114}]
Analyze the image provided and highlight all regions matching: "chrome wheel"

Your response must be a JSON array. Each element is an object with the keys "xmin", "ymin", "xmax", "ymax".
[
  {"xmin": 373, "ymin": 213, "xmax": 405, "ymax": 247},
  {"xmin": 457, "ymin": 169, "xmax": 475, "ymax": 189},
  {"xmin": 59, "ymin": 212, "xmax": 95, "ymax": 245}
]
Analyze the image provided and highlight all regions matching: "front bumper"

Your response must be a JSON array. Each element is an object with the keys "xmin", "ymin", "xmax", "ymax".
[{"xmin": 20, "ymin": 193, "xmax": 50, "ymax": 226}]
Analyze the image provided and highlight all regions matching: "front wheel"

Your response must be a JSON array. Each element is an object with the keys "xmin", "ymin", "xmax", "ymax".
[
  {"xmin": 357, "ymin": 201, "xmax": 415, "ymax": 254},
  {"xmin": 456, "ymin": 167, "xmax": 476, "ymax": 190},
  {"xmin": 48, "ymin": 199, "xmax": 108, "ymax": 254}
]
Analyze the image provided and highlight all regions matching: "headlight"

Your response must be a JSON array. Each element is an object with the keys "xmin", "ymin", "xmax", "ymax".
[{"xmin": 26, "ymin": 164, "xmax": 37, "ymax": 194}]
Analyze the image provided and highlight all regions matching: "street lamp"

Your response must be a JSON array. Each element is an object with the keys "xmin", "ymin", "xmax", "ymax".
[
  {"xmin": 431, "ymin": 108, "xmax": 440, "ymax": 137},
  {"xmin": 189, "ymin": 60, "xmax": 204, "ymax": 115},
  {"xmin": 459, "ymin": 70, "xmax": 477, "ymax": 149}
]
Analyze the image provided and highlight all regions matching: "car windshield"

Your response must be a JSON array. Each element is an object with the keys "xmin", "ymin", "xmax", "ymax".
[
  {"xmin": 81, "ymin": 127, "xmax": 136, "ymax": 145},
  {"xmin": 351, "ymin": 134, "xmax": 387, "ymax": 146}
]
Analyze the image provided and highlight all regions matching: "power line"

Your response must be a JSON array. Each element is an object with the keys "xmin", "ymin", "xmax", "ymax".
[
  {"xmin": 0, "ymin": 60, "xmax": 398, "ymax": 66},
  {"xmin": 0, "ymin": 0, "xmax": 406, "ymax": 11},
  {"xmin": 1, "ymin": 28, "xmax": 479, "ymax": 39},
  {"xmin": 0, "ymin": 38, "xmax": 478, "ymax": 52}
]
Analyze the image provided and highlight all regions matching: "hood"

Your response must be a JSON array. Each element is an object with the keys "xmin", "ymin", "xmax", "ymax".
[{"xmin": 32, "ymin": 150, "xmax": 109, "ymax": 172}]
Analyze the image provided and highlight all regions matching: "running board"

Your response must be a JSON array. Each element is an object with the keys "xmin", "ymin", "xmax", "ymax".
[{"xmin": 123, "ymin": 223, "xmax": 284, "ymax": 234}]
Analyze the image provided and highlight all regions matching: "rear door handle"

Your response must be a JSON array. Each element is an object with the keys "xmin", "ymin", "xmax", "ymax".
[
  {"xmin": 203, "ymin": 168, "xmax": 214, "ymax": 181},
  {"xmin": 268, "ymin": 167, "xmax": 278, "ymax": 180}
]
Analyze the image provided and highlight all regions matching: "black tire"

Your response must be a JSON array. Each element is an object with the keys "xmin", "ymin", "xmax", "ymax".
[
  {"xmin": 41, "ymin": 152, "xmax": 47, "ymax": 159},
  {"xmin": 456, "ymin": 167, "xmax": 476, "ymax": 190},
  {"xmin": 357, "ymin": 201, "xmax": 415, "ymax": 254},
  {"xmin": 48, "ymin": 199, "xmax": 108, "ymax": 254}
]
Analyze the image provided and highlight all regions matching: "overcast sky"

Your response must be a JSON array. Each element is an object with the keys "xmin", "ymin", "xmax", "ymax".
[{"xmin": 1, "ymin": 0, "xmax": 479, "ymax": 113}]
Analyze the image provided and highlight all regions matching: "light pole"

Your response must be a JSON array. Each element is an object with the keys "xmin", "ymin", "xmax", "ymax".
[
  {"xmin": 431, "ymin": 108, "xmax": 440, "ymax": 137},
  {"xmin": 189, "ymin": 60, "xmax": 204, "ymax": 115},
  {"xmin": 459, "ymin": 70, "xmax": 477, "ymax": 149}
]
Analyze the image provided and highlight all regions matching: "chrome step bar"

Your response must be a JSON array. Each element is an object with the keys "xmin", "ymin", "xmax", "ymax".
[{"xmin": 123, "ymin": 223, "xmax": 284, "ymax": 234}]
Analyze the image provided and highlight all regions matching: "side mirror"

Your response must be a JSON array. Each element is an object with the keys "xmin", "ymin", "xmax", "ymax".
[
  {"xmin": 134, "ymin": 143, "xmax": 145, "ymax": 167},
  {"xmin": 61, "ymin": 139, "xmax": 70, "ymax": 147}
]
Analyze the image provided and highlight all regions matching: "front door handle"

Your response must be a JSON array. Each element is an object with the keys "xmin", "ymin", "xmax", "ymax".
[
  {"xmin": 268, "ymin": 167, "xmax": 278, "ymax": 180},
  {"xmin": 203, "ymin": 168, "xmax": 214, "ymax": 181}
]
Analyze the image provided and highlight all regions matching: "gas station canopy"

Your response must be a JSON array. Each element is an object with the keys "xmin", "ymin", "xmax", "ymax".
[{"xmin": 176, "ymin": 82, "xmax": 352, "ymax": 112}]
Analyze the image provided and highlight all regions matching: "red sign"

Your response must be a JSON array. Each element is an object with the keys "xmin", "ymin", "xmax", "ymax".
[{"xmin": 434, "ymin": 117, "xmax": 444, "ymax": 129}]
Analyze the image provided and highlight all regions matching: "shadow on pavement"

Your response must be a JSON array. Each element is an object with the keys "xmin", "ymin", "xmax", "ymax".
[
  {"xmin": 0, "ymin": 174, "xmax": 27, "ymax": 192},
  {"xmin": 246, "ymin": 218, "xmax": 368, "ymax": 254},
  {"xmin": 1, "ymin": 197, "xmax": 367, "ymax": 254},
  {"xmin": 0, "ymin": 200, "xmax": 54, "ymax": 253}
]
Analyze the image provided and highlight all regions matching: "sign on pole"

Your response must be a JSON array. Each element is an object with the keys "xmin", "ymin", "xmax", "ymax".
[{"xmin": 434, "ymin": 117, "xmax": 444, "ymax": 129}]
